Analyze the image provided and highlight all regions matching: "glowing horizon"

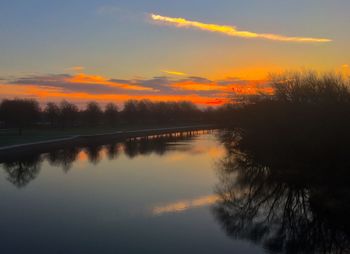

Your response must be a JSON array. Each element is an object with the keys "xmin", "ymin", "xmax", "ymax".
[{"xmin": 0, "ymin": 72, "xmax": 273, "ymax": 106}]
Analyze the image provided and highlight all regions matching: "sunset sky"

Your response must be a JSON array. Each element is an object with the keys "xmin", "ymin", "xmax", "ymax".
[{"xmin": 1, "ymin": 0, "xmax": 349, "ymax": 106}]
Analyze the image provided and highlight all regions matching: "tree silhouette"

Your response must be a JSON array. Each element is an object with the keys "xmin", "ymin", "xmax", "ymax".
[
  {"xmin": 44, "ymin": 102, "xmax": 60, "ymax": 127},
  {"xmin": 2, "ymin": 154, "xmax": 42, "ymax": 187},
  {"xmin": 104, "ymin": 103, "xmax": 119, "ymax": 126},
  {"xmin": 83, "ymin": 101, "xmax": 103, "ymax": 126},
  {"xmin": 59, "ymin": 100, "xmax": 79, "ymax": 128},
  {"xmin": 0, "ymin": 99, "xmax": 40, "ymax": 134}
]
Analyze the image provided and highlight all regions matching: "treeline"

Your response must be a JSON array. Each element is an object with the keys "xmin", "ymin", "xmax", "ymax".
[
  {"xmin": 215, "ymin": 71, "xmax": 350, "ymax": 253},
  {"xmin": 226, "ymin": 71, "xmax": 350, "ymax": 158},
  {"xmin": 0, "ymin": 99, "xmax": 220, "ymax": 134}
]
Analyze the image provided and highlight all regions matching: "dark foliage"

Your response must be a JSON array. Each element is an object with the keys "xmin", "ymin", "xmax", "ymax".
[
  {"xmin": 213, "ymin": 71, "xmax": 350, "ymax": 253},
  {"xmin": 104, "ymin": 103, "xmax": 119, "ymax": 126},
  {"xmin": 0, "ymin": 99, "xmax": 214, "ymax": 133},
  {"xmin": 83, "ymin": 101, "xmax": 103, "ymax": 126},
  {"xmin": 0, "ymin": 99, "xmax": 40, "ymax": 134}
]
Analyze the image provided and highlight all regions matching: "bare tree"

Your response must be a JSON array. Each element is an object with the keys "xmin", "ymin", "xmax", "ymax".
[{"xmin": 104, "ymin": 103, "xmax": 119, "ymax": 126}]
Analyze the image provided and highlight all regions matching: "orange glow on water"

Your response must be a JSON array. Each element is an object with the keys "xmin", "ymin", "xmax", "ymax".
[{"xmin": 151, "ymin": 194, "xmax": 220, "ymax": 215}]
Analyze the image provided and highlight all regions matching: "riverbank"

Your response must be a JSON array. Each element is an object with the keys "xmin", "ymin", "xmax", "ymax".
[
  {"xmin": 0, "ymin": 124, "xmax": 217, "ymax": 159},
  {"xmin": 0, "ymin": 123, "xmax": 207, "ymax": 147}
]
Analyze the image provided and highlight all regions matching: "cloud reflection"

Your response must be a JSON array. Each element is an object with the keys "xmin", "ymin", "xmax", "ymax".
[{"xmin": 152, "ymin": 194, "xmax": 220, "ymax": 216}]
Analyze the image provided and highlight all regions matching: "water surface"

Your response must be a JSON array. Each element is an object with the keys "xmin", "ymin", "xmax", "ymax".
[{"xmin": 0, "ymin": 131, "xmax": 265, "ymax": 254}]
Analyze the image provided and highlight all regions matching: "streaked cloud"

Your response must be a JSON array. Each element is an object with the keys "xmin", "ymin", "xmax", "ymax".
[
  {"xmin": 9, "ymin": 73, "xmax": 157, "ymax": 93},
  {"xmin": 162, "ymin": 70, "xmax": 187, "ymax": 76},
  {"xmin": 151, "ymin": 14, "xmax": 331, "ymax": 43}
]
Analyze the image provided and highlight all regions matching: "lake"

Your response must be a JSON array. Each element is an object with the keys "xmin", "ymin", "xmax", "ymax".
[{"xmin": 0, "ymin": 130, "xmax": 265, "ymax": 254}]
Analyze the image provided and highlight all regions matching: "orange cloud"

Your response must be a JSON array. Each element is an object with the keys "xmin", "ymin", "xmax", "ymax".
[
  {"xmin": 1, "ymin": 72, "xmax": 274, "ymax": 106},
  {"xmin": 170, "ymin": 79, "xmax": 273, "ymax": 95},
  {"xmin": 68, "ymin": 73, "xmax": 108, "ymax": 84},
  {"xmin": 67, "ymin": 73, "xmax": 156, "ymax": 91},
  {"xmin": 171, "ymin": 80, "xmax": 223, "ymax": 91},
  {"xmin": 151, "ymin": 14, "xmax": 332, "ymax": 43},
  {"xmin": 0, "ymin": 83, "xmax": 228, "ymax": 106}
]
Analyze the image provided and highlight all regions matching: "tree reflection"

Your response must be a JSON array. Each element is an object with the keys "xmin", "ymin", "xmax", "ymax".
[
  {"xmin": 213, "ymin": 131, "xmax": 350, "ymax": 253},
  {"xmin": 2, "ymin": 154, "xmax": 42, "ymax": 188},
  {"xmin": 123, "ymin": 132, "xmax": 196, "ymax": 158},
  {"xmin": 0, "ymin": 130, "xmax": 203, "ymax": 187},
  {"xmin": 46, "ymin": 147, "xmax": 81, "ymax": 172},
  {"xmin": 84, "ymin": 144, "xmax": 103, "ymax": 165},
  {"xmin": 105, "ymin": 142, "xmax": 120, "ymax": 160}
]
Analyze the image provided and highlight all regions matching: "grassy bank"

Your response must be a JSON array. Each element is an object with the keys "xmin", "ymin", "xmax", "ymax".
[{"xmin": 0, "ymin": 123, "xmax": 206, "ymax": 147}]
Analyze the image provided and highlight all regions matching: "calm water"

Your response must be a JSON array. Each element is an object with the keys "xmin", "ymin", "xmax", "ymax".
[{"xmin": 0, "ymin": 131, "xmax": 265, "ymax": 254}]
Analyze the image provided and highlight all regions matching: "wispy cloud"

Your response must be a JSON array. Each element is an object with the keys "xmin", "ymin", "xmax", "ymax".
[
  {"xmin": 67, "ymin": 66, "xmax": 85, "ymax": 72},
  {"xmin": 162, "ymin": 70, "xmax": 187, "ymax": 76},
  {"xmin": 151, "ymin": 14, "xmax": 331, "ymax": 43},
  {"xmin": 7, "ymin": 73, "xmax": 157, "ymax": 94}
]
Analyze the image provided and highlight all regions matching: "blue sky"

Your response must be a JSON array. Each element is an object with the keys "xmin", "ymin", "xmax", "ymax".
[{"xmin": 0, "ymin": 0, "xmax": 349, "ymax": 105}]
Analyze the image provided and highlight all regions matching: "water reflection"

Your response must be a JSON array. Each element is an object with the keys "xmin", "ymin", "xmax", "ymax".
[
  {"xmin": 152, "ymin": 194, "xmax": 219, "ymax": 216},
  {"xmin": 2, "ymin": 153, "xmax": 42, "ymax": 188},
  {"xmin": 47, "ymin": 147, "xmax": 81, "ymax": 172},
  {"xmin": 84, "ymin": 144, "xmax": 103, "ymax": 165},
  {"xmin": 0, "ymin": 131, "xmax": 204, "ymax": 188},
  {"xmin": 105, "ymin": 142, "xmax": 120, "ymax": 160},
  {"xmin": 213, "ymin": 130, "xmax": 350, "ymax": 253}
]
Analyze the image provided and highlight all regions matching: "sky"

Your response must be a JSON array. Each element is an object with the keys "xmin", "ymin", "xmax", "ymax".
[{"xmin": 0, "ymin": 0, "xmax": 349, "ymax": 107}]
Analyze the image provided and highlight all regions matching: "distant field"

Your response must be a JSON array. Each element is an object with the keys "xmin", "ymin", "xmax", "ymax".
[{"xmin": 0, "ymin": 123, "xmax": 203, "ymax": 147}]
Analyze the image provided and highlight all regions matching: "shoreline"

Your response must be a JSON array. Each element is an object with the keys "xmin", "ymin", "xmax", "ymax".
[{"xmin": 0, "ymin": 124, "xmax": 217, "ymax": 160}]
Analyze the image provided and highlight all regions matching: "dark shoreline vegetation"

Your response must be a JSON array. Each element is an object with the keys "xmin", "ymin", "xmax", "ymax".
[
  {"xmin": 1, "ymin": 71, "xmax": 349, "ymax": 146},
  {"xmin": 0, "ymin": 99, "xmax": 224, "ymax": 147},
  {"xmin": 213, "ymin": 71, "xmax": 350, "ymax": 253}
]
